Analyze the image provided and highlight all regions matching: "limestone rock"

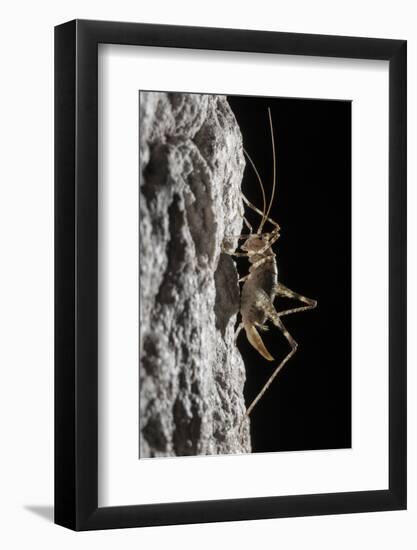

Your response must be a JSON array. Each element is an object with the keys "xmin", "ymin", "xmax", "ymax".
[{"xmin": 139, "ymin": 92, "xmax": 250, "ymax": 457}]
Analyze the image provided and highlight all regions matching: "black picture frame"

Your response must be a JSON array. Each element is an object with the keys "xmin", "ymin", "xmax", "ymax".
[{"xmin": 55, "ymin": 19, "xmax": 407, "ymax": 531}]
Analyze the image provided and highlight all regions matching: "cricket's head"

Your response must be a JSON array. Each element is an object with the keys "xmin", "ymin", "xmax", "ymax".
[{"xmin": 241, "ymin": 233, "xmax": 269, "ymax": 253}]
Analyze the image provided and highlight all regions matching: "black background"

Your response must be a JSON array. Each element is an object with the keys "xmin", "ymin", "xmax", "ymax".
[{"xmin": 227, "ymin": 95, "xmax": 351, "ymax": 453}]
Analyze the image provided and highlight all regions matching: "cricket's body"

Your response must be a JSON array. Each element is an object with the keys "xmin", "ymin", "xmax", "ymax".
[{"xmin": 223, "ymin": 107, "xmax": 317, "ymax": 420}]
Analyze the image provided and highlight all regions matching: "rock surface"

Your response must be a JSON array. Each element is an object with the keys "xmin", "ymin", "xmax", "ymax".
[{"xmin": 139, "ymin": 92, "xmax": 250, "ymax": 457}]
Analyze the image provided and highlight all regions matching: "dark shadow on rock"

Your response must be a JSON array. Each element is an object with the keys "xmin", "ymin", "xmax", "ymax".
[{"xmin": 214, "ymin": 253, "xmax": 240, "ymax": 336}]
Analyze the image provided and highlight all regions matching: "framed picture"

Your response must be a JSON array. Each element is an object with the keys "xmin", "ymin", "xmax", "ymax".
[{"xmin": 55, "ymin": 19, "xmax": 406, "ymax": 530}]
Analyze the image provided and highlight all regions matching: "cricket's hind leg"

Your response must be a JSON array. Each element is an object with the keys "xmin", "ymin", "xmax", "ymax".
[
  {"xmin": 273, "ymin": 282, "xmax": 317, "ymax": 316},
  {"xmin": 244, "ymin": 301, "xmax": 298, "ymax": 418},
  {"xmin": 242, "ymin": 285, "xmax": 317, "ymax": 418}
]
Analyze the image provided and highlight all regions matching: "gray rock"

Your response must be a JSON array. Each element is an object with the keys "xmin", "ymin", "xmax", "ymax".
[{"xmin": 139, "ymin": 92, "xmax": 250, "ymax": 457}]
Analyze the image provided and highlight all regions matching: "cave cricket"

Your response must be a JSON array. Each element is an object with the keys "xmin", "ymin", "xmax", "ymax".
[{"xmin": 223, "ymin": 107, "xmax": 317, "ymax": 422}]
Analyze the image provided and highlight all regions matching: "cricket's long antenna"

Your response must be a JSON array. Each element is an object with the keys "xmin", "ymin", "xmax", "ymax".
[
  {"xmin": 242, "ymin": 147, "xmax": 267, "ymax": 233},
  {"xmin": 259, "ymin": 107, "xmax": 276, "ymax": 233}
]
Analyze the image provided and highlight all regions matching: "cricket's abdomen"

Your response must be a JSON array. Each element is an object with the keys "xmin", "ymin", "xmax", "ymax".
[
  {"xmin": 240, "ymin": 260, "xmax": 277, "ymax": 325},
  {"xmin": 250, "ymin": 261, "xmax": 277, "ymax": 295},
  {"xmin": 240, "ymin": 261, "xmax": 277, "ymax": 361}
]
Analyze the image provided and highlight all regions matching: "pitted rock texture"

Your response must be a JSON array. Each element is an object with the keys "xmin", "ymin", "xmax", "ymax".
[{"xmin": 139, "ymin": 92, "xmax": 250, "ymax": 457}]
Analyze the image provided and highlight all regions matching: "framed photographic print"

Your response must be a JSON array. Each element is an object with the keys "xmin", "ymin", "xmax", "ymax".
[{"xmin": 55, "ymin": 19, "xmax": 406, "ymax": 530}]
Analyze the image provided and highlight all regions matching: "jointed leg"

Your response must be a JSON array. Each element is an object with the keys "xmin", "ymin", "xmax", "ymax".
[
  {"xmin": 223, "ymin": 250, "xmax": 249, "ymax": 258},
  {"xmin": 243, "ymin": 216, "xmax": 253, "ymax": 233},
  {"xmin": 244, "ymin": 307, "xmax": 298, "ymax": 418},
  {"xmin": 221, "ymin": 239, "xmax": 250, "ymax": 257},
  {"xmin": 273, "ymin": 282, "xmax": 317, "ymax": 317},
  {"xmin": 238, "ymin": 255, "xmax": 275, "ymax": 282},
  {"xmin": 241, "ymin": 193, "xmax": 280, "ymax": 231},
  {"xmin": 224, "ymin": 234, "xmax": 251, "ymax": 241},
  {"xmin": 243, "ymin": 286, "xmax": 316, "ymax": 418},
  {"xmin": 221, "ymin": 228, "xmax": 279, "ymax": 263}
]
